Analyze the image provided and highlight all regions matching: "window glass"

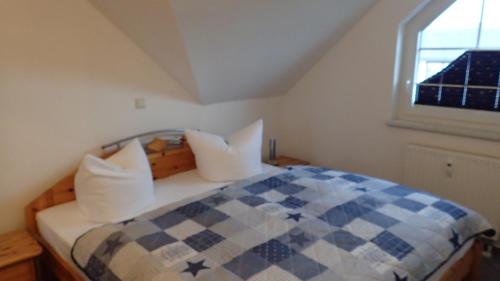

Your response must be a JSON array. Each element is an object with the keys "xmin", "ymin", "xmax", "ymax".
[
  {"xmin": 416, "ymin": 49, "xmax": 466, "ymax": 83},
  {"xmin": 479, "ymin": 0, "xmax": 500, "ymax": 48},
  {"xmin": 420, "ymin": 0, "xmax": 482, "ymax": 49}
]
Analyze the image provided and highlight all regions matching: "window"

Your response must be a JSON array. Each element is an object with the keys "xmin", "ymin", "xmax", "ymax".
[
  {"xmin": 414, "ymin": 0, "xmax": 500, "ymax": 112},
  {"xmin": 390, "ymin": 0, "xmax": 500, "ymax": 140}
]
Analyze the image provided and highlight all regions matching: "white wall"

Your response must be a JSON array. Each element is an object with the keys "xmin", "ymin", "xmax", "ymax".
[
  {"xmin": 280, "ymin": 0, "xmax": 500, "ymax": 183},
  {"xmin": 88, "ymin": 0, "xmax": 200, "ymax": 99},
  {"xmin": 0, "ymin": 0, "xmax": 280, "ymax": 233},
  {"xmin": 200, "ymin": 97, "xmax": 283, "ymax": 158}
]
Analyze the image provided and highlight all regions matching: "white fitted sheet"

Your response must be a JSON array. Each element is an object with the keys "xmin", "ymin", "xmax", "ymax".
[{"xmin": 37, "ymin": 164, "xmax": 473, "ymax": 281}]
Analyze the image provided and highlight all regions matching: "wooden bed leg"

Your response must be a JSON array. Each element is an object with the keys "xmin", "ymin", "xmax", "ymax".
[{"xmin": 464, "ymin": 240, "xmax": 483, "ymax": 281}]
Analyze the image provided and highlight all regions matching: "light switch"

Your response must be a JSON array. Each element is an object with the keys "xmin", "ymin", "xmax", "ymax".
[{"xmin": 135, "ymin": 98, "xmax": 146, "ymax": 109}]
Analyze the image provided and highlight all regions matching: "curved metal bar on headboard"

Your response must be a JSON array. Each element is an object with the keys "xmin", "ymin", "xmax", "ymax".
[
  {"xmin": 27, "ymin": 130, "xmax": 197, "ymax": 238},
  {"xmin": 101, "ymin": 129, "xmax": 186, "ymax": 151},
  {"xmin": 26, "ymin": 130, "xmax": 198, "ymax": 281}
]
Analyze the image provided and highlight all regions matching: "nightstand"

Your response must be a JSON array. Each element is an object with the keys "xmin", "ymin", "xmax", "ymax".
[
  {"xmin": 269, "ymin": 156, "xmax": 310, "ymax": 167},
  {"xmin": 0, "ymin": 230, "xmax": 42, "ymax": 281}
]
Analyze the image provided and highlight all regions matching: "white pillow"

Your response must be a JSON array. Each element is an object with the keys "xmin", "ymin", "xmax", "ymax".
[
  {"xmin": 74, "ymin": 139, "xmax": 155, "ymax": 223},
  {"xmin": 185, "ymin": 119, "xmax": 263, "ymax": 182}
]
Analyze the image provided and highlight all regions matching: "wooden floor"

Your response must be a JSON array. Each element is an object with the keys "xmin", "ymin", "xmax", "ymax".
[{"xmin": 480, "ymin": 248, "xmax": 500, "ymax": 281}]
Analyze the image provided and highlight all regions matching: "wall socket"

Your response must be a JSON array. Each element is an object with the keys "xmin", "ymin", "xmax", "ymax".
[{"xmin": 135, "ymin": 98, "xmax": 146, "ymax": 109}]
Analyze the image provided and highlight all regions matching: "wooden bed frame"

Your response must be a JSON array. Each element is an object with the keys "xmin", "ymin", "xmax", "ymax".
[{"xmin": 25, "ymin": 138, "xmax": 483, "ymax": 281}]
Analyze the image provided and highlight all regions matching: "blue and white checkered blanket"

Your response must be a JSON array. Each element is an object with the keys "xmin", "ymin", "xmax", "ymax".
[{"xmin": 72, "ymin": 166, "xmax": 494, "ymax": 281}]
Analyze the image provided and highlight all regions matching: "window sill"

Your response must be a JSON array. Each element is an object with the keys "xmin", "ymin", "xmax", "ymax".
[{"xmin": 387, "ymin": 118, "xmax": 500, "ymax": 142}]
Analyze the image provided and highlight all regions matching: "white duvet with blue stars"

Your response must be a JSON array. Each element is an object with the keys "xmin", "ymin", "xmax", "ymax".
[{"xmin": 72, "ymin": 166, "xmax": 495, "ymax": 281}]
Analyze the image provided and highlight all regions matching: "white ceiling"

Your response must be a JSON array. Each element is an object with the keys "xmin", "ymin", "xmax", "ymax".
[{"xmin": 89, "ymin": 0, "xmax": 377, "ymax": 104}]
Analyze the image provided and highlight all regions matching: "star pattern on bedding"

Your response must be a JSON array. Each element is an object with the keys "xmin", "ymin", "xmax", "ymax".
[
  {"xmin": 208, "ymin": 195, "xmax": 227, "ymax": 205},
  {"xmin": 289, "ymin": 232, "xmax": 310, "ymax": 247},
  {"xmin": 102, "ymin": 235, "xmax": 124, "ymax": 257},
  {"xmin": 286, "ymin": 212, "xmax": 305, "ymax": 222},
  {"xmin": 355, "ymin": 187, "xmax": 367, "ymax": 192},
  {"xmin": 394, "ymin": 272, "xmax": 408, "ymax": 281},
  {"xmin": 182, "ymin": 260, "xmax": 210, "ymax": 277},
  {"xmin": 72, "ymin": 166, "xmax": 494, "ymax": 281},
  {"xmin": 449, "ymin": 229, "xmax": 460, "ymax": 249}
]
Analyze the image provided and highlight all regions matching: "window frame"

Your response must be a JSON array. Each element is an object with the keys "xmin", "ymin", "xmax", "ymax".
[{"xmin": 389, "ymin": 0, "xmax": 500, "ymax": 141}]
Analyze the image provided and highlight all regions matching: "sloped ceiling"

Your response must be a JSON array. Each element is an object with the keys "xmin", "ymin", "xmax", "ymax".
[{"xmin": 89, "ymin": 0, "xmax": 377, "ymax": 104}]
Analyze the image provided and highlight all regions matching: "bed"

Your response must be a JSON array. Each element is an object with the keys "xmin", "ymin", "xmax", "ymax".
[{"xmin": 25, "ymin": 136, "xmax": 493, "ymax": 281}]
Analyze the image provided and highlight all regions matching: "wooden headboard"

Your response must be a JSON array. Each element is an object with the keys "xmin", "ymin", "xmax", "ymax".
[{"xmin": 25, "ymin": 137, "xmax": 195, "ymax": 236}]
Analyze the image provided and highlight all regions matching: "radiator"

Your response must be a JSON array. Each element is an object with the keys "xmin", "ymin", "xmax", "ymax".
[{"xmin": 404, "ymin": 144, "xmax": 499, "ymax": 242}]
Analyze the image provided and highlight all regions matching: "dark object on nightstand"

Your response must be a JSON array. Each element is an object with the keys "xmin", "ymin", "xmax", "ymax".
[
  {"xmin": 270, "ymin": 156, "xmax": 310, "ymax": 167},
  {"xmin": 0, "ymin": 230, "xmax": 42, "ymax": 281}
]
